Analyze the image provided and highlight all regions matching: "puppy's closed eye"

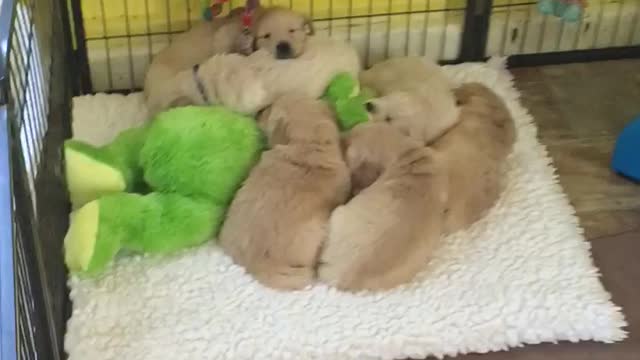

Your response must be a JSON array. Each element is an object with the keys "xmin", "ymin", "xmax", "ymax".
[{"xmin": 261, "ymin": 33, "xmax": 271, "ymax": 39}]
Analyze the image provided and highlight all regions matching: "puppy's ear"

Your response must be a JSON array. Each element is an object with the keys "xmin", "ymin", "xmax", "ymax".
[
  {"xmin": 232, "ymin": 32, "xmax": 255, "ymax": 55},
  {"xmin": 168, "ymin": 96, "xmax": 192, "ymax": 108},
  {"xmin": 345, "ymin": 144, "xmax": 381, "ymax": 193},
  {"xmin": 270, "ymin": 117, "xmax": 290, "ymax": 146},
  {"xmin": 350, "ymin": 159, "xmax": 381, "ymax": 195},
  {"xmin": 256, "ymin": 106, "xmax": 272, "ymax": 125},
  {"xmin": 259, "ymin": 106, "xmax": 290, "ymax": 147},
  {"xmin": 303, "ymin": 16, "xmax": 315, "ymax": 35}
]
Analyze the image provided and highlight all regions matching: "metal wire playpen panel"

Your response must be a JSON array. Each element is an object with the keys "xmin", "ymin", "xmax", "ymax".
[
  {"xmin": 70, "ymin": 0, "xmax": 640, "ymax": 93},
  {"xmin": 487, "ymin": 0, "xmax": 640, "ymax": 57},
  {"xmin": 0, "ymin": 0, "xmax": 638, "ymax": 359},
  {"xmin": 0, "ymin": 0, "xmax": 73, "ymax": 359},
  {"xmin": 75, "ymin": 0, "xmax": 468, "ymax": 92}
]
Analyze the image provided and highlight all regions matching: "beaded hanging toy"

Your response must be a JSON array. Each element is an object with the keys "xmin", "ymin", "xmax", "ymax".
[
  {"xmin": 201, "ymin": 0, "xmax": 259, "ymax": 54},
  {"xmin": 201, "ymin": 0, "xmax": 228, "ymax": 21},
  {"xmin": 538, "ymin": 0, "xmax": 588, "ymax": 22},
  {"xmin": 201, "ymin": 0, "xmax": 259, "ymax": 27}
]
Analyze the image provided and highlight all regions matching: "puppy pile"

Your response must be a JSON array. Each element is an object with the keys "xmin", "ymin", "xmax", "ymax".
[{"xmin": 143, "ymin": 6, "xmax": 515, "ymax": 292}]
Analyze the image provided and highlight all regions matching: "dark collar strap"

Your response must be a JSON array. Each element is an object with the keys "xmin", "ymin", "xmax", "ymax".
[{"xmin": 192, "ymin": 64, "xmax": 210, "ymax": 104}]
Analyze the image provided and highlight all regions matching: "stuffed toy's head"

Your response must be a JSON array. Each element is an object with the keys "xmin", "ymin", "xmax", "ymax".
[{"xmin": 323, "ymin": 73, "xmax": 374, "ymax": 132}]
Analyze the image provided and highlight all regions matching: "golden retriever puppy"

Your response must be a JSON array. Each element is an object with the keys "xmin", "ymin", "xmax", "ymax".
[
  {"xmin": 149, "ymin": 36, "xmax": 360, "ymax": 117},
  {"xmin": 360, "ymin": 57, "xmax": 459, "ymax": 144},
  {"xmin": 252, "ymin": 7, "xmax": 314, "ymax": 59},
  {"xmin": 144, "ymin": 7, "xmax": 248, "ymax": 115},
  {"xmin": 218, "ymin": 95, "xmax": 350, "ymax": 291},
  {"xmin": 318, "ymin": 122, "xmax": 448, "ymax": 291},
  {"xmin": 159, "ymin": 53, "xmax": 271, "ymax": 115},
  {"xmin": 247, "ymin": 36, "xmax": 361, "ymax": 100},
  {"xmin": 434, "ymin": 82, "xmax": 516, "ymax": 233},
  {"xmin": 144, "ymin": 6, "xmax": 313, "ymax": 116}
]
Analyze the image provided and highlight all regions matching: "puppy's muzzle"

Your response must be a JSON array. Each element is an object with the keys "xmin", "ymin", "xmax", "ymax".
[{"xmin": 276, "ymin": 41, "xmax": 293, "ymax": 59}]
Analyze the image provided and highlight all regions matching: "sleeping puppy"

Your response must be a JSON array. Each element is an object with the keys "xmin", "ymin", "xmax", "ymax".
[
  {"xmin": 150, "ymin": 36, "xmax": 360, "ymax": 117},
  {"xmin": 218, "ymin": 94, "xmax": 350, "ymax": 291},
  {"xmin": 247, "ymin": 36, "xmax": 361, "ymax": 100},
  {"xmin": 433, "ymin": 83, "xmax": 516, "ymax": 233},
  {"xmin": 318, "ymin": 122, "xmax": 448, "ymax": 291},
  {"xmin": 360, "ymin": 57, "xmax": 459, "ymax": 144},
  {"xmin": 145, "ymin": 6, "xmax": 313, "ymax": 116},
  {"xmin": 252, "ymin": 6, "xmax": 314, "ymax": 59}
]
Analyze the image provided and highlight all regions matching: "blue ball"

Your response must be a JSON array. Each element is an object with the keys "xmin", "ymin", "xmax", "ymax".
[{"xmin": 612, "ymin": 116, "xmax": 640, "ymax": 182}]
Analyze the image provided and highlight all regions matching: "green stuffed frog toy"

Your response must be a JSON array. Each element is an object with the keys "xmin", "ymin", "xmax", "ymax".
[
  {"xmin": 323, "ymin": 72, "xmax": 374, "ymax": 131},
  {"xmin": 64, "ymin": 106, "xmax": 263, "ymax": 275}
]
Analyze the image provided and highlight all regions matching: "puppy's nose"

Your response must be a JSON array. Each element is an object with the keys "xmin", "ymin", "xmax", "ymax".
[
  {"xmin": 276, "ymin": 41, "xmax": 293, "ymax": 59},
  {"xmin": 365, "ymin": 102, "xmax": 376, "ymax": 113}
]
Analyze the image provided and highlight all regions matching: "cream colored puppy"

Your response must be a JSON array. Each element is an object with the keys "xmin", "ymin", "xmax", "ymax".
[
  {"xmin": 318, "ymin": 122, "xmax": 448, "ymax": 291},
  {"xmin": 360, "ymin": 57, "xmax": 459, "ymax": 144},
  {"xmin": 248, "ymin": 36, "xmax": 361, "ymax": 100},
  {"xmin": 219, "ymin": 95, "xmax": 350, "ymax": 291},
  {"xmin": 144, "ymin": 6, "xmax": 314, "ymax": 116},
  {"xmin": 157, "ymin": 54, "xmax": 271, "ymax": 116},
  {"xmin": 434, "ymin": 82, "xmax": 516, "ymax": 233},
  {"xmin": 149, "ymin": 36, "xmax": 361, "ymax": 117}
]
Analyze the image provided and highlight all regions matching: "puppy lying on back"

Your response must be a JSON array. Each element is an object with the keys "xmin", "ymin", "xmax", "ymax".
[
  {"xmin": 219, "ymin": 95, "xmax": 350, "ymax": 291},
  {"xmin": 433, "ymin": 83, "xmax": 516, "ymax": 233},
  {"xmin": 251, "ymin": 6, "xmax": 315, "ymax": 59},
  {"xmin": 360, "ymin": 57, "xmax": 459, "ymax": 144},
  {"xmin": 162, "ymin": 53, "xmax": 271, "ymax": 115},
  {"xmin": 145, "ymin": 7, "xmax": 248, "ymax": 115},
  {"xmin": 145, "ymin": 6, "xmax": 314, "ymax": 116},
  {"xmin": 318, "ymin": 122, "xmax": 448, "ymax": 291}
]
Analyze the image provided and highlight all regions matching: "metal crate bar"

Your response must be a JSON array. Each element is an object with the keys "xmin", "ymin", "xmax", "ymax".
[{"xmin": 0, "ymin": 0, "xmax": 73, "ymax": 359}]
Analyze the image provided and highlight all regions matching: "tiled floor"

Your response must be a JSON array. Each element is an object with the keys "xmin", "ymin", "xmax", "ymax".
[{"xmin": 452, "ymin": 59, "xmax": 640, "ymax": 360}]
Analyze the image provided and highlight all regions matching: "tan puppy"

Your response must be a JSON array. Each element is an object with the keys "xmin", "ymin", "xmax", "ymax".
[
  {"xmin": 434, "ymin": 83, "xmax": 516, "ymax": 233},
  {"xmin": 144, "ymin": 7, "xmax": 248, "ymax": 115},
  {"xmin": 318, "ymin": 122, "xmax": 448, "ymax": 291},
  {"xmin": 218, "ymin": 95, "xmax": 350, "ymax": 291},
  {"xmin": 360, "ymin": 57, "xmax": 460, "ymax": 144},
  {"xmin": 144, "ymin": 6, "xmax": 313, "ymax": 116}
]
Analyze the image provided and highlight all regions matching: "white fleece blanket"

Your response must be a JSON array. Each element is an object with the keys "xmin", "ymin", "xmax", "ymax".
[{"xmin": 64, "ymin": 58, "xmax": 627, "ymax": 360}]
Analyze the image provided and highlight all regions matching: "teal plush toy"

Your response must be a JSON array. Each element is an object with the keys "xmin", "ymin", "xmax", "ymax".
[
  {"xmin": 63, "ymin": 106, "xmax": 263, "ymax": 275},
  {"xmin": 538, "ymin": 0, "xmax": 585, "ymax": 22},
  {"xmin": 323, "ymin": 73, "xmax": 374, "ymax": 131}
]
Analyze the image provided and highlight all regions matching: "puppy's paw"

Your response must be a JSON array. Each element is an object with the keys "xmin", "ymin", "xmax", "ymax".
[{"xmin": 253, "ymin": 265, "xmax": 314, "ymax": 291}]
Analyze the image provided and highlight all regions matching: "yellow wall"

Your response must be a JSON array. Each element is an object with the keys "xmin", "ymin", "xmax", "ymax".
[{"xmin": 81, "ymin": 0, "xmax": 472, "ymax": 38}]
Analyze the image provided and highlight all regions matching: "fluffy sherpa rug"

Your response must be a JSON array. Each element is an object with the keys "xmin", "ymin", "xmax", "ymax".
[{"xmin": 64, "ymin": 58, "xmax": 627, "ymax": 360}]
